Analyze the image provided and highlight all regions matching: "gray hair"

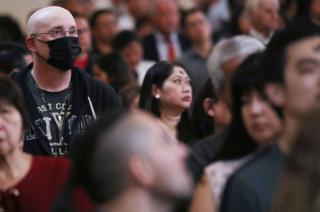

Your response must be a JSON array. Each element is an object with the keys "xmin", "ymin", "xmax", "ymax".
[
  {"xmin": 244, "ymin": 0, "xmax": 261, "ymax": 13},
  {"xmin": 207, "ymin": 35, "xmax": 265, "ymax": 90}
]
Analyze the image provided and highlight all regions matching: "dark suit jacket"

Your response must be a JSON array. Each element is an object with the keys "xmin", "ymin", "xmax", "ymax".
[
  {"xmin": 142, "ymin": 32, "xmax": 190, "ymax": 61},
  {"xmin": 220, "ymin": 143, "xmax": 285, "ymax": 212}
]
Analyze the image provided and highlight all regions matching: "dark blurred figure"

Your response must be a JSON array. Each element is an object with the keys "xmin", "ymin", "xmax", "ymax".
[
  {"xmin": 191, "ymin": 79, "xmax": 219, "ymax": 141},
  {"xmin": 0, "ymin": 42, "xmax": 31, "ymax": 74},
  {"xmin": 92, "ymin": 52, "xmax": 134, "ymax": 93},
  {"xmin": 73, "ymin": 13, "xmax": 94, "ymax": 75},
  {"xmin": 117, "ymin": 83, "xmax": 141, "ymax": 110},
  {"xmin": 90, "ymin": 9, "xmax": 118, "ymax": 56},
  {"xmin": 179, "ymin": 8, "xmax": 213, "ymax": 98},
  {"xmin": 0, "ymin": 15, "xmax": 25, "ymax": 44},
  {"xmin": 113, "ymin": 30, "xmax": 154, "ymax": 85},
  {"xmin": 54, "ymin": 110, "xmax": 194, "ymax": 212},
  {"xmin": 142, "ymin": 0, "xmax": 190, "ymax": 61}
]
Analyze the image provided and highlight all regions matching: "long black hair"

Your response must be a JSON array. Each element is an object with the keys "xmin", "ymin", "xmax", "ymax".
[
  {"xmin": 214, "ymin": 52, "xmax": 272, "ymax": 160},
  {"xmin": 139, "ymin": 61, "xmax": 192, "ymax": 143},
  {"xmin": 191, "ymin": 79, "xmax": 218, "ymax": 141}
]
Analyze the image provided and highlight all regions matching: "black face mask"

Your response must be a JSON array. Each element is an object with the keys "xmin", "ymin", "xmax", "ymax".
[{"xmin": 45, "ymin": 37, "xmax": 81, "ymax": 70}]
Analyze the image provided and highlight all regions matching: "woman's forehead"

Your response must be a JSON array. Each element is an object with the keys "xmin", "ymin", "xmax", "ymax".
[{"xmin": 170, "ymin": 66, "xmax": 188, "ymax": 77}]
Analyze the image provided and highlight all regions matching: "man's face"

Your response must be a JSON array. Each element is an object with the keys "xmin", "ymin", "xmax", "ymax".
[
  {"xmin": 31, "ymin": 10, "xmax": 78, "ymax": 60},
  {"xmin": 185, "ymin": 11, "xmax": 212, "ymax": 43},
  {"xmin": 250, "ymin": 0, "xmax": 280, "ymax": 34},
  {"xmin": 153, "ymin": 1, "xmax": 180, "ymax": 36},
  {"xmin": 121, "ymin": 41, "xmax": 143, "ymax": 70},
  {"xmin": 75, "ymin": 17, "xmax": 91, "ymax": 52},
  {"xmin": 283, "ymin": 36, "xmax": 320, "ymax": 118},
  {"xmin": 92, "ymin": 13, "xmax": 118, "ymax": 43}
]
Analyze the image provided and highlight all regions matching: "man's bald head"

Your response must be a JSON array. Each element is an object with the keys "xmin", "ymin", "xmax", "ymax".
[{"xmin": 26, "ymin": 6, "xmax": 75, "ymax": 35}]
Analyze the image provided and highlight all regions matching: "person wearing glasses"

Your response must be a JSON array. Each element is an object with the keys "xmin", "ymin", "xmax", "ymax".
[{"xmin": 10, "ymin": 6, "xmax": 120, "ymax": 157}]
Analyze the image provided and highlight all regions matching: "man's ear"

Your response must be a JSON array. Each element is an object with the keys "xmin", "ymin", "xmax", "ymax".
[
  {"xmin": 128, "ymin": 156, "xmax": 155, "ymax": 188},
  {"xmin": 203, "ymin": 98, "xmax": 215, "ymax": 118},
  {"xmin": 25, "ymin": 36, "xmax": 36, "ymax": 52},
  {"xmin": 265, "ymin": 83, "xmax": 285, "ymax": 107}
]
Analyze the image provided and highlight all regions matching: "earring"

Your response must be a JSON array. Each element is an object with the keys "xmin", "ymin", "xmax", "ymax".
[{"xmin": 155, "ymin": 94, "xmax": 160, "ymax": 99}]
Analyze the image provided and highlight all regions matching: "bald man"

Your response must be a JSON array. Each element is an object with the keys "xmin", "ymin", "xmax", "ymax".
[
  {"xmin": 73, "ymin": 110, "xmax": 194, "ymax": 212},
  {"xmin": 11, "ymin": 6, "xmax": 120, "ymax": 157}
]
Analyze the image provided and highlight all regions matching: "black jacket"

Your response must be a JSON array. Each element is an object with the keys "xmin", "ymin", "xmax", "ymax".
[
  {"xmin": 142, "ymin": 32, "xmax": 190, "ymax": 61},
  {"xmin": 11, "ymin": 64, "xmax": 121, "ymax": 156}
]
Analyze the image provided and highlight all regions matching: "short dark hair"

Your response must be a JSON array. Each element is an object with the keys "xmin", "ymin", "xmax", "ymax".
[
  {"xmin": 181, "ymin": 7, "xmax": 203, "ymax": 29},
  {"xmin": 262, "ymin": 19, "xmax": 320, "ymax": 85},
  {"xmin": 0, "ymin": 42, "xmax": 29, "ymax": 74},
  {"xmin": 112, "ymin": 30, "xmax": 141, "ymax": 51},
  {"xmin": 0, "ymin": 74, "xmax": 29, "ymax": 130},
  {"xmin": 89, "ymin": 9, "xmax": 115, "ymax": 29}
]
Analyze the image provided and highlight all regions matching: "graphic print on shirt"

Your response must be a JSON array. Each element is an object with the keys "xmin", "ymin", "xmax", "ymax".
[{"xmin": 25, "ymin": 96, "xmax": 94, "ymax": 156}]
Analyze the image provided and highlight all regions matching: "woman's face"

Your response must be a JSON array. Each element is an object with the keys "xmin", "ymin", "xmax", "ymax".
[
  {"xmin": 241, "ymin": 90, "xmax": 282, "ymax": 145},
  {"xmin": 0, "ymin": 101, "xmax": 24, "ymax": 155},
  {"xmin": 156, "ymin": 66, "xmax": 192, "ymax": 112}
]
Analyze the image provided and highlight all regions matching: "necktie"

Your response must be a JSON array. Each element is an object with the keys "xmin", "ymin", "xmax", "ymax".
[{"xmin": 167, "ymin": 37, "xmax": 176, "ymax": 61}]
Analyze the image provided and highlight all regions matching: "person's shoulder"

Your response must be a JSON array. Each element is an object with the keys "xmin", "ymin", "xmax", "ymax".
[
  {"xmin": 191, "ymin": 130, "xmax": 226, "ymax": 156},
  {"xmin": 187, "ymin": 131, "xmax": 227, "ymax": 182},
  {"xmin": 228, "ymin": 143, "xmax": 284, "ymax": 183}
]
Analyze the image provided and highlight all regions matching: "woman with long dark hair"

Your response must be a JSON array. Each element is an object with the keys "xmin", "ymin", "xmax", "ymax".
[
  {"xmin": 139, "ymin": 61, "xmax": 193, "ymax": 144},
  {"xmin": 190, "ymin": 53, "xmax": 283, "ymax": 212}
]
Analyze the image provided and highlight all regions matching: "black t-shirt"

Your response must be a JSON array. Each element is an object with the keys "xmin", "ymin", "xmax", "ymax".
[{"xmin": 25, "ymin": 72, "xmax": 94, "ymax": 156}]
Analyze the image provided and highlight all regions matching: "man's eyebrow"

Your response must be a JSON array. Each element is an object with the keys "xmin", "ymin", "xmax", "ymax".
[{"xmin": 48, "ymin": 26, "xmax": 64, "ymax": 31}]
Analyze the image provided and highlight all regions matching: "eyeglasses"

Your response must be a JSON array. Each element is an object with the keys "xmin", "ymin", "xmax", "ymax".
[{"xmin": 31, "ymin": 28, "xmax": 83, "ymax": 39}]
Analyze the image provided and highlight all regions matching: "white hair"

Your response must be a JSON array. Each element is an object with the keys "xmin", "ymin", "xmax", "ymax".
[
  {"xmin": 207, "ymin": 35, "xmax": 265, "ymax": 90},
  {"xmin": 244, "ymin": 0, "xmax": 262, "ymax": 13}
]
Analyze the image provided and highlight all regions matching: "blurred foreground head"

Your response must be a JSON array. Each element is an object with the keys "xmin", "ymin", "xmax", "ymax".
[{"xmin": 59, "ymin": 110, "xmax": 194, "ymax": 212}]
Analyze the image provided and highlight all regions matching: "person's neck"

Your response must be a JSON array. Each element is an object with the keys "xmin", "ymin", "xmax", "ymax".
[
  {"xmin": 278, "ymin": 113, "xmax": 302, "ymax": 154},
  {"xmin": 193, "ymin": 39, "xmax": 212, "ymax": 58},
  {"xmin": 253, "ymin": 27, "xmax": 272, "ymax": 39},
  {"xmin": 0, "ymin": 149, "xmax": 32, "ymax": 190},
  {"xmin": 95, "ymin": 40, "xmax": 113, "ymax": 54},
  {"xmin": 159, "ymin": 108, "xmax": 181, "ymax": 132},
  {"xmin": 32, "ymin": 60, "xmax": 71, "ymax": 92},
  {"xmin": 104, "ymin": 188, "xmax": 173, "ymax": 212}
]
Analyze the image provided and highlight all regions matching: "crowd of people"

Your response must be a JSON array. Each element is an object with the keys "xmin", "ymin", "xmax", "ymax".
[{"xmin": 1, "ymin": 0, "xmax": 320, "ymax": 211}]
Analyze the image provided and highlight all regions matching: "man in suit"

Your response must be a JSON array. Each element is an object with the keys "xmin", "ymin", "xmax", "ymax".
[{"xmin": 142, "ymin": 0, "xmax": 190, "ymax": 62}]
